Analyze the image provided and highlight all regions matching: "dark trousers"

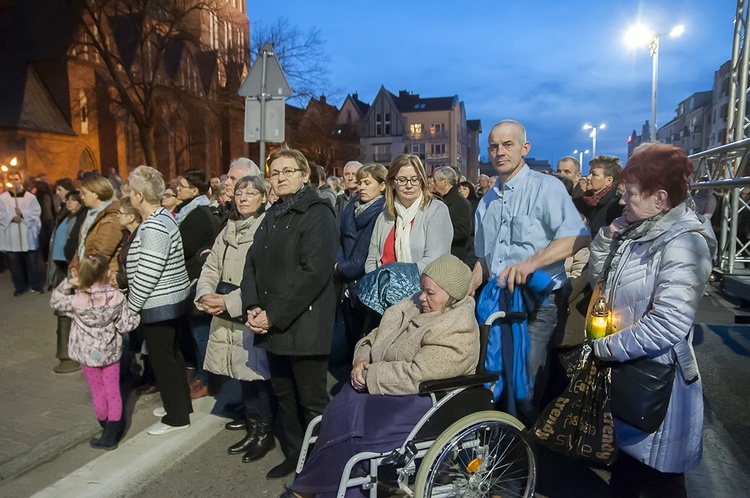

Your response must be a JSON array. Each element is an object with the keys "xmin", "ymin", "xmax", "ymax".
[
  {"xmin": 5, "ymin": 250, "xmax": 43, "ymax": 293},
  {"xmin": 140, "ymin": 319, "xmax": 193, "ymax": 427},
  {"xmin": 341, "ymin": 297, "xmax": 371, "ymax": 363},
  {"xmin": 267, "ymin": 352, "xmax": 330, "ymax": 458},
  {"xmin": 610, "ymin": 452, "xmax": 687, "ymax": 498},
  {"xmin": 241, "ymin": 379, "xmax": 274, "ymax": 421}
]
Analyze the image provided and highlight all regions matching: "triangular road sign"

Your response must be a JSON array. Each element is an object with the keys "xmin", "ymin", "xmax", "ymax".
[{"xmin": 238, "ymin": 42, "xmax": 293, "ymax": 97}]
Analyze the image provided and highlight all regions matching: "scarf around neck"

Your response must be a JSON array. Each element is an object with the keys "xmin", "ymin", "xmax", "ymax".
[
  {"xmin": 355, "ymin": 195, "xmax": 382, "ymax": 218},
  {"xmin": 77, "ymin": 200, "xmax": 112, "ymax": 261},
  {"xmin": 394, "ymin": 193, "xmax": 423, "ymax": 263},
  {"xmin": 581, "ymin": 184, "xmax": 613, "ymax": 207},
  {"xmin": 599, "ymin": 211, "xmax": 666, "ymax": 295},
  {"xmin": 175, "ymin": 195, "xmax": 210, "ymax": 225},
  {"xmin": 272, "ymin": 186, "xmax": 307, "ymax": 218}
]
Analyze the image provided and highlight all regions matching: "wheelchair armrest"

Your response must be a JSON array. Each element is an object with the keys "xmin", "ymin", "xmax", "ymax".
[{"xmin": 418, "ymin": 371, "xmax": 500, "ymax": 394}]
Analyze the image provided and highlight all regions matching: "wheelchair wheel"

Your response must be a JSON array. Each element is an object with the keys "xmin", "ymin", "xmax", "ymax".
[{"xmin": 414, "ymin": 411, "xmax": 535, "ymax": 498}]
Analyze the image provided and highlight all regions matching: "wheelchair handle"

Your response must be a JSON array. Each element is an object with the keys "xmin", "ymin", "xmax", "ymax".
[{"xmin": 483, "ymin": 310, "xmax": 527, "ymax": 325}]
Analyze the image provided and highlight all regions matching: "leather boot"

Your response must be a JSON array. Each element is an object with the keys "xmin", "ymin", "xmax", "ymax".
[
  {"xmin": 90, "ymin": 420, "xmax": 120, "ymax": 450},
  {"xmin": 227, "ymin": 418, "xmax": 258, "ymax": 455},
  {"xmin": 242, "ymin": 419, "xmax": 276, "ymax": 463}
]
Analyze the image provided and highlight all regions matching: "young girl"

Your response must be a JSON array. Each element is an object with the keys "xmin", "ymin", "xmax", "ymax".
[{"xmin": 51, "ymin": 253, "xmax": 140, "ymax": 450}]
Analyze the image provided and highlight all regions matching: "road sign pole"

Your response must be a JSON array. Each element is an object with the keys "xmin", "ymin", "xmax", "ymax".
[{"xmin": 259, "ymin": 48, "xmax": 269, "ymax": 171}]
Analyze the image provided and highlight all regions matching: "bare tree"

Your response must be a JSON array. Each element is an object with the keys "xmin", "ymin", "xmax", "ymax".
[
  {"xmin": 251, "ymin": 17, "xmax": 338, "ymax": 106},
  {"xmin": 70, "ymin": 0, "xmax": 230, "ymax": 170}
]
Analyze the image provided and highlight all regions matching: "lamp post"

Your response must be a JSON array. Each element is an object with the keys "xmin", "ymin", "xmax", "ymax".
[
  {"xmin": 582, "ymin": 123, "xmax": 605, "ymax": 158},
  {"xmin": 626, "ymin": 24, "xmax": 685, "ymax": 141},
  {"xmin": 573, "ymin": 149, "xmax": 590, "ymax": 169}
]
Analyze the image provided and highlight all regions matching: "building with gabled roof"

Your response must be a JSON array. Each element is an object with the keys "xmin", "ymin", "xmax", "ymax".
[
  {"xmin": 358, "ymin": 86, "xmax": 479, "ymax": 179},
  {"xmin": 0, "ymin": 0, "xmax": 250, "ymax": 182}
]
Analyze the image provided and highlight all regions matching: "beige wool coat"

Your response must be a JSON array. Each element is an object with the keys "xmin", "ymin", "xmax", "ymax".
[
  {"xmin": 195, "ymin": 215, "xmax": 269, "ymax": 381},
  {"xmin": 354, "ymin": 294, "xmax": 479, "ymax": 395}
]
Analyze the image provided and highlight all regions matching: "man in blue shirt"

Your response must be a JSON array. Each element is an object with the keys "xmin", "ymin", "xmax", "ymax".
[{"xmin": 470, "ymin": 120, "xmax": 589, "ymax": 421}]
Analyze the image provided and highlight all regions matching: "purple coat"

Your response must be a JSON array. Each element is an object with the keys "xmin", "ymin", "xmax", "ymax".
[{"xmin": 50, "ymin": 279, "xmax": 140, "ymax": 367}]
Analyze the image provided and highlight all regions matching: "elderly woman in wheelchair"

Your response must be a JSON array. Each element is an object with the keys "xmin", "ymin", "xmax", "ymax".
[{"xmin": 284, "ymin": 254, "xmax": 536, "ymax": 498}]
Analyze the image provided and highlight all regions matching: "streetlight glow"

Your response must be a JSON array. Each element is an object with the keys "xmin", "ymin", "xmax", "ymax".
[
  {"xmin": 9, "ymin": 157, "xmax": 17, "ymax": 167},
  {"xmin": 573, "ymin": 149, "xmax": 590, "ymax": 168},
  {"xmin": 625, "ymin": 23, "xmax": 686, "ymax": 141},
  {"xmin": 670, "ymin": 24, "xmax": 685, "ymax": 37},
  {"xmin": 0, "ymin": 165, "xmax": 6, "ymax": 173},
  {"xmin": 582, "ymin": 123, "xmax": 605, "ymax": 157}
]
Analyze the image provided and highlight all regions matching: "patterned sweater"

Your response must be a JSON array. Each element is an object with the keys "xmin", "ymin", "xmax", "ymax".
[
  {"xmin": 50, "ymin": 280, "xmax": 140, "ymax": 367},
  {"xmin": 126, "ymin": 208, "xmax": 190, "ymax": 323}
]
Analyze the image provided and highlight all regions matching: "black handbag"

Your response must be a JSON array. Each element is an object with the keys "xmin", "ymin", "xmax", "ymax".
[{"xmin": 609, "ymin": 356, "xmax": 676, "ymax": 434}]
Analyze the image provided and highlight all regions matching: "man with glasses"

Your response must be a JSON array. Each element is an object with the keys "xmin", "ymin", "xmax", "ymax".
[{"xmin": 470, "ymin": 120, "xmax": 589, "ymax": 424}]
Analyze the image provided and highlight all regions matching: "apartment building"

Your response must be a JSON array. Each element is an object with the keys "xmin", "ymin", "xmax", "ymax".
[{"xmin": 359, "ymin": 86, "xmax": 480, "ymax": 179}]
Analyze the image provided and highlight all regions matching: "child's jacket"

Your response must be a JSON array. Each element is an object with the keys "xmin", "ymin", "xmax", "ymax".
[{"xmin": 51, "ymin": 279, "xmax": 140, "ymax": 367}]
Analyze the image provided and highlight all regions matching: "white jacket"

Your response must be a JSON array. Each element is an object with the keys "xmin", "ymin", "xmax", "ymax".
[{"xmin": 589, "ymin": 202, "xmax": 716, "ymax": 473}]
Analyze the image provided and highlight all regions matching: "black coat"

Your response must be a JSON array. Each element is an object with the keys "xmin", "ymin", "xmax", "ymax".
[
  {"xmin": 178, "ymin": 200, "xmax": 220, "ymax": 281},
  {"xmin": 574, "ymin": 188, "xmax": 623, "ymax": 237},
  {"xmin": 242, "ymin": 187, "xmax": 338, "ymax": 356},
  {"xmin": 439, "ymin": 186, "xmax": 475, "ymax": 266}
]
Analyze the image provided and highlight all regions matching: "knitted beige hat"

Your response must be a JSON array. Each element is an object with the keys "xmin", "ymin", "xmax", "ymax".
[{"xmin": 422, "ymin": 254, "xmax": 472, "ymax": 301}]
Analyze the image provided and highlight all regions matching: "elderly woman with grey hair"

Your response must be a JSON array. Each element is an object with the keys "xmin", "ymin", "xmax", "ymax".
[
  {"xmin": 433, "ymin": 166, "xmax": 474, "ymax": 266},
  {"xmin": 126, "ymin": 165, "xmax": 192, "ymax": 436},
  {"xmin": 195, "ymin": 175, "xmax": 273, "ymax": 464}
]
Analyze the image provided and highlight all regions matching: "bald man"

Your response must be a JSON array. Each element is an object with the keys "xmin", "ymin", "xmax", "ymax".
[{"xmin": 556, "ymin": 156, "xmax": 584, "ymax": 198}]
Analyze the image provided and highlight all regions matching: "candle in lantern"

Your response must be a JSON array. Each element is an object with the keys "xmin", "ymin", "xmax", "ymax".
[{"xmin": 586, "ymin": 297, "xmax": 612, "ymax": 339}]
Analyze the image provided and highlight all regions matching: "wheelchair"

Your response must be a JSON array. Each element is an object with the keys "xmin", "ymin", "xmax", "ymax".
[{"xmin": 297, "ymin": 311, "xmax": 537, "ymax": 497}]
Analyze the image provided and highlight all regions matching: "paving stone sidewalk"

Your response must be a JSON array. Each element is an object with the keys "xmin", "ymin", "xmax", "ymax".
[{"xmin": 0, "ymin": 271, "xmax": 103, "ymax": 479}]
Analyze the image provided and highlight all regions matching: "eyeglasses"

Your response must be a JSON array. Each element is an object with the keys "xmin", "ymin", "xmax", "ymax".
[
  {"xmin": 162, "ymin": 193, "xmax": 175, "ymax": 198},
  {"xmin": 234, "ymin": 189, "xmax": 262, "ymax": 198},
  {"xmin": 176, "ymin": 183, "xmax": 195, "ymax": 190},
  {"xmin": 269, "ymin": 167, "xmax": 301, "ymax": 180},
  {"xmin": 394, "ymin": 176, "xmax": 421, "ymax": 186}
]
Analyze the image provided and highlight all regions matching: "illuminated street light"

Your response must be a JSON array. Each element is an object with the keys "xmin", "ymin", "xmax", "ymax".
[
  {"xmin": 573, "ymin": 149, "xmax": 590, "ymax": 169},
  {"xmin": 0, "ymin": 165, "xmax": 7, "ymax": 173},
  {"xmin": 582, "ymin": 123, "xmax": 605, "ymax": 158},
  {"xmin": 9, "ymin": 157, "xmax": 17, "ymax": 167},
  {"xmin": 625, "ymin": 23, "xmax": 685, "ymax": 141}
]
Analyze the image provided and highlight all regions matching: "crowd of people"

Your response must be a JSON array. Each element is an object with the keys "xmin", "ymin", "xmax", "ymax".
[{"xmin": 0, "ymin": 118, "xmax": 720, "ymax": 497}]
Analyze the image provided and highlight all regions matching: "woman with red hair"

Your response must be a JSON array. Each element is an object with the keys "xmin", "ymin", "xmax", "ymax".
[{"xmin": 587, "ymin": 144, "xmax": 716, "ymax": 497}]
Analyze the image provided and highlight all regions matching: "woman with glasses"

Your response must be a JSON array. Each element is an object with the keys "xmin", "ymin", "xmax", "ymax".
[
  {"xmin": 195, "ymin": 175, "xmax": 273, "ymax": 464},
  {"xmin": 241, "ymin": 148, "xmax": 337, "ymax": 479},
  {"xmin": 365, "ymin": 154, "xmax": 453, "ymax": 274},
  {"xmin": 174, "ymin": 169, "xmax": 220, "ymax": 399},
  {"xmin": 161, "ymin": 186, "xmax": 180, "ymax": 215}
]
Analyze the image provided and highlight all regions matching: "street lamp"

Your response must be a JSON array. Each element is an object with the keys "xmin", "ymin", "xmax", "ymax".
[
  {"xmin": 573, "ymin": 149, "xmax": 590, "ymax": 169},
  {"xmin": 582, "ymin": 123, "xmax": 605, "ymax": 158},
  {"xmin": 626, "ymin": 23, "xmax": 685, "ymax": 141}
]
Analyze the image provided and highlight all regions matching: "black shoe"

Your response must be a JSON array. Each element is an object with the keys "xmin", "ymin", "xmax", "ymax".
[
  {"xmin": 13, "ymin": 290, "xmax": 26, "ymax": 297},
  {"xmin": 225, "ymin": 418, "xmax": 246, "ymax": 431},
  {"xmin": 242, "ymin": 420, "xmax": 276, "ymax": 462},
  {"xmin": 90, "ymin": 420, "xmax": 119, "ymax": 450},
  {"xmin": 228, "ymin": 433, "xmax": 255, "ymax": 455},
  {"xmin": 266, "ymin": 456, "xmax": 298, "ymax": 479}
]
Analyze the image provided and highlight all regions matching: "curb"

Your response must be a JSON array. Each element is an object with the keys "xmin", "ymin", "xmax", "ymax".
[{"xmin": 0, "ymin": 423, "xmax": 99, "ymax": 481}]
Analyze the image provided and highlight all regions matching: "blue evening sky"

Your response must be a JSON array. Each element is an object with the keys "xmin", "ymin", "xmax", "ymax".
[{"xmin": 247, "ymin": 1, "xmax": 735, "ymax": 173}]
